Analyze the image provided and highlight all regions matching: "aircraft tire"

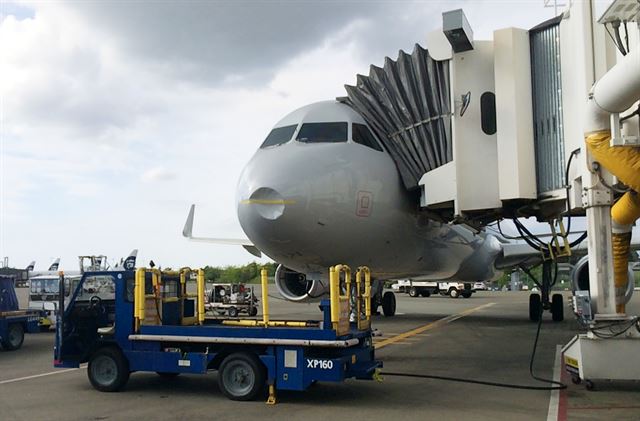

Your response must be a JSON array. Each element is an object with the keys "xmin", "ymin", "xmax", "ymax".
[
  {"xmin": 228, "ymin": 307, "xmax": 238, "ymax": 318},
  {"xmin": 249, "ymin": 307, "xmax": 258, "ymax": 317},
  {"xmin": 529, "ymin": 293, "xmax": 542, "ymax": 322},
  {"xmin": 382, "ymin": 292, "xmax": 396, "ymax": 317},
  {"xmin": 551, "ymin": 294, "xmax": 564, "ymax": 322}
]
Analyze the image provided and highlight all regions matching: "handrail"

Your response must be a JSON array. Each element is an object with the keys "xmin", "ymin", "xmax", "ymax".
[
  {"xmin": 261, "ymin": 268, "xmax": 270, "ymax": 325},
  {"xmin": 329, "ymin": 264, "xmax": 351, "ymax": 335},
  {"xmin": 355, "ymin": 266, "xmax": 372, "ymax": 330}
]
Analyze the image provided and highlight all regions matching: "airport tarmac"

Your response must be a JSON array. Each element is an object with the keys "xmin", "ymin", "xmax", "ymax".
[{"xmin": 2, "ymin": 289, "xmax": 639, "ymax": 420}]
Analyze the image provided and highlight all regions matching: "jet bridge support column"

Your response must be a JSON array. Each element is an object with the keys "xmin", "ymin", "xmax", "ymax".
[{"xmin": 562, "ymin": 1, "xmax": 640, "ymax": 389}]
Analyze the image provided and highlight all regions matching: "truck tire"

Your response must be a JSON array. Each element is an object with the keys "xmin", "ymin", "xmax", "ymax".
[
  {"xmin": 420, "ymin": 291, "xmax": 431, "ymax": 298},
  {"xmin": 228, "ymin": 307, "xmax": 238, "ymax": 318},
  {"xmin": 461, "ymin": 291, "xmax": 472, "ymax": 298},
  {"xmin": 249, "ymin": 307, "xmax": 258, "ymax": 317},
  {"xmin": 449, "ymin": 288, "xmax": 459, "ymax": 298},
  {"xmin": 529, "ymin": 293, "xmax": 542, "ymax": 322},
  {"xmin": 382, "ymin": 292, "xmax": 396, "ymax": 317},
  {"xmin": 2, "ymin": 323, "xmax": 24, "ymax": 351},
  {"xmin": 408, "ymin": 287, "xmax": 419, "ymax": 297},
  {"xmin": 88, "ymin": 347, "xmax": 130, "ymax": 392},
  {"xmin": 218, "ymin": 353, "xmax": 266, "ymax": 401},
  {"xmin": 551, "ymin": 294, "xmax": 564, "ymax": 322}
]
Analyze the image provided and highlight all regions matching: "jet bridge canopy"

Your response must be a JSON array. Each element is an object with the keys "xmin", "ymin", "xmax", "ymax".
[{"xmin": 343, "ymin": 44, "xmax": 452, "ymax": 190}]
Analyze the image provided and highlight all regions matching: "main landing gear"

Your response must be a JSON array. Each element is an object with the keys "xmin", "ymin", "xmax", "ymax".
[{"xmin": 371, "ymin": 291, "xmax": 396, "ymax": 317}]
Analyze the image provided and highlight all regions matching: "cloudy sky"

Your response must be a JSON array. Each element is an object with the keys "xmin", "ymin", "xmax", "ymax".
[{"xmin": 1, "ymin": 1, "xmax": 569, "ymax": 271}]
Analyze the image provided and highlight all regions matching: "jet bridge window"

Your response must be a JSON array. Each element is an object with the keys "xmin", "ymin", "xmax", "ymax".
[
  {"xmin": 352, "ymin": 123, "xmax": 383, "ymax": 152},
  {"xmin": 260, "ymin": 124, "xmax": 297, "ymax": 148},
  {"xmin": 296, "ymin": 122, "xmax": 347, "ymax": 143}
]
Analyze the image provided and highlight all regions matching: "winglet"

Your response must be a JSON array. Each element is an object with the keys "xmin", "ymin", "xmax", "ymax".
[{"xmin": 183, "ymin": 204, "xmax": 195, "ymax": 238}]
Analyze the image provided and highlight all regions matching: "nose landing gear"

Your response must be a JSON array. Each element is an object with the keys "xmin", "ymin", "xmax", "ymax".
[{"xmin": 526, "ymin": 261, "xmax": 564, "ymax": 322}]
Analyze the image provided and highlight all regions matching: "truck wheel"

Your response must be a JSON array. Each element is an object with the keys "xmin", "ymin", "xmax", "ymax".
[
  {"xmin": 461, "ymin": 291, "xmax": 472, "ymax": 298},
  {"xmin": 408, "ymin": 287, "xmax": 419, "ymax": 297},
  {"xmin": 228, "ymin": 307, "xmax": 238, "ymax": 318},
  {"xmin": 218, "ymin": 353, "xmax": 265, "ymax": 401},
  {"xmin": 2, "ymin": 323, "xmax": 24, "ymax": 351},
  {"xmin": 449, "ymin": 288, "xmax": 459, "ymax": 298},
  {"xmin": 88, "ymin": 347, "xmax": 130, "ymax": 392},
  {"xmin": 529, "ymin": 293, "xmax": 542, "ymax": 322},
  {"xmin": 382, "ymin": 292, "xmax": 396, "ymax": 317},
  {"xmin": 249, "ymin": 307, "xmax": 258, "ymax": 317},
  {"xmin": 420, "ymin": 291, "xmax": 431, "ymax": 298},
  {"xmin": 551, "ymin": 294, "xmax": 564, "ymax": 322}
]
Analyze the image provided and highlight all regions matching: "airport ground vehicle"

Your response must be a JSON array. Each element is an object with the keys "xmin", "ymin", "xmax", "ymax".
[
  {"xmin": 205, "ymin": 283, "xmax": 258, "ymax": 317},
  {"xmin": 393, "ymin": 280, "xmax": 474, "ymax": 298},
  {"xmin": 54, "ymin": 266, "xmax": 380, "ymax": 403},
  {"xmin": 0, "ymin": 275, "xmax": 42, "ymax": 350}
]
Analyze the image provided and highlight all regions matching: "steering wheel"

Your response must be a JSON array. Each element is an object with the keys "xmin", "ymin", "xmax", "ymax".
[{"xmin": 89, "ymin": 295, "xmax": 105, "ymax": 314}]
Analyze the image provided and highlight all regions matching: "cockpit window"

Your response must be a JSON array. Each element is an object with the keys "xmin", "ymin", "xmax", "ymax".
[
  {"xmin": 296, "ymin": 122, "xmax": 347, "ymax": 143},
  {"xmin": 260, "ymin": 125, "xmax": 297, "ymax": 148},
  {"xmin": 353, "ymin": 123, "xmax": 383, "ymax": 152}
]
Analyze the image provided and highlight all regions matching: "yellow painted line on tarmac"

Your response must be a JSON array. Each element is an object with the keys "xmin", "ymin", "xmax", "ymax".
[
  {"xmin": 0, "ymin": 364, "xmax": 87, "ymax": 385},
  {"xmin": 374, "ymin": 302, "xmax": 496, "ymax": 350}
]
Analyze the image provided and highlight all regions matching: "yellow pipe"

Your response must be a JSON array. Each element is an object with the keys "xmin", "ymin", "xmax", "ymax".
[
  {"xmin": 586, "ymin": 132, "xmax": 640, "ymax": 313},
  {"xmin": 197, "ymin": 269, "xmax": 205, "ymax": 324},
  {"xmin": 134, "ymin": 268, "xmax": 144, "ymax": 331},
  {"xmin": 261, "ymin": 268, "xmax": 269, "ymax": 325}
]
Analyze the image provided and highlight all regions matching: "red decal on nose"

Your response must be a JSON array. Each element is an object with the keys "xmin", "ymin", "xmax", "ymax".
[{"xmin": 356, "ymin": 191, "xmax": 373, "ymax": 217}]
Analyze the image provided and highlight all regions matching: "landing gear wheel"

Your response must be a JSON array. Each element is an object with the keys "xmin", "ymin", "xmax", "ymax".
[
  {"xmin": 156, "ymin": 372, "xmax": 180, "ymax": 378},
  {"xmin": 529, "ymin": 293, "xmax": 542, "ymax": 322},
  {"xmin": 1, "ymin": 323, "xmax": 24, "ymax": 351},
  {"xmin": 551, "ymin": 294, "xmax": 564, "ymax": 322},
  {"xmin": 449, "ymin": 289, "xmax": 459, "ymax": 298},
  {"xmin": 249, "ymin": 307, "xmax": 258, "ymax": 317},
  {"xmin": 585, "ymin": 380, "xmax": 595, "ymax": 391},
  {"xmin": 228, "ymin": 307, "xmax": 238, "ymax": 318},
  {"xmin": 571, "ymin": 376, "xmax": 581, "ymax": 385},
  {"xmin": 218, "ymin": 353, "xmax": 266, "ymax": 401},
  {"xmin": 420, "ymin": 291, "xmax": 431, "ymax": 298},
  {"xmin": 382, "ymin": 292, "xmax": 396, "ymax": 317},
  {"xmin": 461, "ymin": 291, "xmax": 472, "ymax": 298},
  {"xmin": 409, "ymin": 287, "xmax": 419, "ymax": 297},
  {"xmin": 88, "ymin": 347, "xmax": 130, "ymax": 392}
]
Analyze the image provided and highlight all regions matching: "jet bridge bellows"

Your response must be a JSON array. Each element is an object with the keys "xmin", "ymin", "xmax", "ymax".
[{"xmin": 343, "ymin": 45, "xmax": 452, "ymax": 190}]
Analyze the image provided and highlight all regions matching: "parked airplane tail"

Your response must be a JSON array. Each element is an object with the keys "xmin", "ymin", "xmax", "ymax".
[
  {"xmin": 25, "ymin": 261, "xmax": 35, "ymax": 272},
  {"xmin": 48, "ymin": 258, "xmax": 60, "ymax": 271},
  {"xmin": 122, "ymin": 249, "xmax": 138, "ymax": 271}
]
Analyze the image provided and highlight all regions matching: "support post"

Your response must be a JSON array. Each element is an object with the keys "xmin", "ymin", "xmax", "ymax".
[{"xmin": 261, "ymin": 268, "xmax": 269, "ymax": 325}]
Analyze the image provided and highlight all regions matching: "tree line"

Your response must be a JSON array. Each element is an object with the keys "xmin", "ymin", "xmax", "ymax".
[{"xmin": 202, "ymin": 262, "xmax": 279, "ymax": 284}]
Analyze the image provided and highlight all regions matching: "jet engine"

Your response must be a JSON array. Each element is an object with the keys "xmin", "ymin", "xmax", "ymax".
[
  {"xmin": 570, "ymin": 256, "xmax": 634, "ymax": 305},
  {"xmin": 274, "ymin": 265, "xmax": 329, "ymax": 302}
]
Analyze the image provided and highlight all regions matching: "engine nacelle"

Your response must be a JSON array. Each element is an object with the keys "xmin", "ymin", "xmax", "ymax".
[
  {"xmin": 274, "ymin": 265, "xmax": 329, "ymax": 302},
  {"xmin": 570, "ymin": 255, "xmax": 634, "ymax": 305}
]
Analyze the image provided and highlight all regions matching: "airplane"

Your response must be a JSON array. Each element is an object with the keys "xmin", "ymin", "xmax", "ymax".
[
  {"xmin": 184, "ymin": 100, "xmax": 556, "ymax": 317},
  {"xmin": 24, "ymin": 258, "xmax": 61, "ymax": 278}
]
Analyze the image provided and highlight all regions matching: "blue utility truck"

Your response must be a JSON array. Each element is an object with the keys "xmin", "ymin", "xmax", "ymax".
[
  {"xmin": 54, "ymin": 265, "xmax": 380, "ymax": 403},
  {"xmin": 0, "ymin": 275, "xmax": 42, "ymax": 350}
]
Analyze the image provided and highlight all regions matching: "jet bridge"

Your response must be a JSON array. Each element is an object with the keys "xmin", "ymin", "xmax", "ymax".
[{"xmin": 345, "ymin": 0, "xmax": 640, "ymax": 388}]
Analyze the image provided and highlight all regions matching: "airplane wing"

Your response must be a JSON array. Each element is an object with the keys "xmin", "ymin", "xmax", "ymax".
[{"xmin": 182, "ymin": 204, "xmax": 262, "ymax": 258}]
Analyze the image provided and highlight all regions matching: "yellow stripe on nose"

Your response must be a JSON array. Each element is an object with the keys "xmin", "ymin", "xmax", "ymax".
[{"xmin": 240, "ymin": 199, "xmax": 296, "ymax": 205}]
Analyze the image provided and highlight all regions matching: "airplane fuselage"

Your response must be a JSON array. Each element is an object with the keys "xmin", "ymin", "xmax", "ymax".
[{"xmin": 237, "ymin": 101, "xmax": 502, "ymax": 283}]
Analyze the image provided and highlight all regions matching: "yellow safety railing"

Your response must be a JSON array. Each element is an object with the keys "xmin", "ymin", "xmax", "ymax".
[
  {"xmin": 329, "ymin": 264, "xmax": 351, "ymax": 336},
  {"xmin": 221, "ymin": 268, "xmax": 316, "ymax": 328},
  {"xmin": 355, "ymin": 266, "xmax": 372, "ymax": 331},
  {"xmin": 134, "ymin": 267, "xmax": 205, "ymax": 332}
]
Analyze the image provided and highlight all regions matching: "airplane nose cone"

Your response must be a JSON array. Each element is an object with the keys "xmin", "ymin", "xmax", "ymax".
[{"xmin": 242, "ymin": 187, "xmax": 287, "ymax": 221}]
